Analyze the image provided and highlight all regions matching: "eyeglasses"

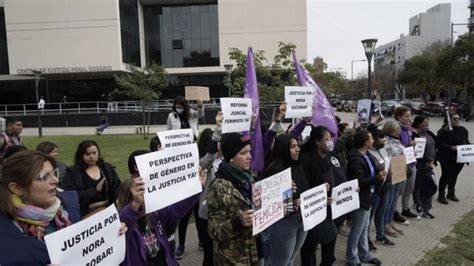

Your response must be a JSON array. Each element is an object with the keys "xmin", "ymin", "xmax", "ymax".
[
  {"xmin": 452, "ymin": 117, "xmax": 460, "ymax": 121},
  {"xmin": 37, "ymin": 168, "xmax": 60, "ymax": 182}
]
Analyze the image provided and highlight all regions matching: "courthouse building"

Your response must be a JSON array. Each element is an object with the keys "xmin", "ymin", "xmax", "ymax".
[{"xmin": 0, "ymin": 0, "xmax": 307, "ymax": 104}]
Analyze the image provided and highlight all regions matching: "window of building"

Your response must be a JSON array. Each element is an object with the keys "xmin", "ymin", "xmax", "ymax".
[
  {"xmin": 119, "ymin": 0, "xmax": 141, "ymax": 67},
  {"xmin": 144, "ymin": 4, "xmax": 219, "ymax": 68}
]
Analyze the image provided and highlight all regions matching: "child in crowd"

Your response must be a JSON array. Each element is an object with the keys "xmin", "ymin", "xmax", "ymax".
[{"xmin": 416, "ymin": 156, "xmax": 437, "ymax": 219}]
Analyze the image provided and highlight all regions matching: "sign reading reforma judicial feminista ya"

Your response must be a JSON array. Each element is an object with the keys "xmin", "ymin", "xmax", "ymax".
[
  {"xmin": 157, "ymin": 128, "xmax": 194, "ymax": 149},
  {"xmin": 252, "ymin": 168, "xmax": 293, "ymax": 236},
  {"xmin": 220, "ymin": 97, "xmax": 252, "ymax": 133},
  {"xmin": 44, "ymin": 205, "xmax": 125, "ymax": 266},
  {"xmin": 456, "ymin": 144, "xmax": 474, "ymax": 163},
  {"xmin": 331, "ymin": 179, "xmax": 360, "ymax": 220},
  {"xmin": 300, "ymin": 183, "xmax": 327, "ymax": 231},
  {"xmin": 135, "ymin": 143, "xmax": 201, "ymax": 214},
  {"xmin": 284, "ymin": 86, "xmax": 313, "ymax": 118}
]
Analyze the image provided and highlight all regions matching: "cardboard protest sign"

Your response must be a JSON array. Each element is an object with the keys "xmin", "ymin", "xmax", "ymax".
[
  {"xmin": 331, "ymin": 179, "xmax": 359, "ymax": 220},
  {"xmin": 185, "ymin": 86, "xmax": 210, "ymax": 101},
  {"xmin": 253, "ymin": 168, "xmax": 292, "ymax": 235},
  {"xmin": 157, "ymin": 129, "xmax": 194, "ymax": 149},
  {"xmin": 45, "ymin": 205, "xmax": 125, "ymax": 266},
  {"xmin": 284, "ymin": 86, "xmax": 313, "ymax": 118},
  {"xmin": 220, "ymin": 98, "xmax": 252, "ymax": 133},
  {"xmin": 356, "ymin": 99, "xmax": 371, "ymax": 124},
  {"xmin": 390, "ymin": 155, "xmax": 407, "ymax": 184},
  {"xmin": 456, "ymin": 144, "xmax": 474, "ymax": 163},
  {"xmin": 300, "ymin": 183, "xmax": 327, "ymax": 231},
  {"xmin": 404, "ymin": 147, "xmax": 417, "ymax": 164},
  {"xmin": 414, "ymin": 138, "xmax": 427, "ymax": 159},
  {"xmin": 135, "ymin": 143, "xmax": 202, "ymax": 213}
]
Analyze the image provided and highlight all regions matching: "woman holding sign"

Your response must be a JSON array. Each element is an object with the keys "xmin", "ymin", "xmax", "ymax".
[
  {"xmin": 345, "ymin": 130, "xmax": 385, "ymax": 266},
  {"xmin": 0, "ymin": 150, "xmax": 126, "ymax": 265},
  {"xmin": 62, "ymin": 140, "xmax": 121, "ymax": 218},
  {"xmin": 167, "ymin": 96, "xmax": 204, "ymax": 139},
  {"xmin": 437, "ymin": 112, "xmax": 470, "ymax": 204},
  {"xmin": 299, "ymin": 126, "xmax": 338, "ymax": 266},
  {"xmin": 264, "ymin": 134, "xmax": 309, "ymax": 265},
  {"xmin": 207, "ymin": 133, "xmax": 258, "ymax": 265}
]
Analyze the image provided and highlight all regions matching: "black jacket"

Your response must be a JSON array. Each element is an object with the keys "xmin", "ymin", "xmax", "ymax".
[
  {"xmin": 416, "ymin": 166, "xmax": 437, "ymax": 197},
  {"xmin": 62, "ymin": 163, "xmax": 121, "ymax": 217},
  {"xmin": 437, "ymin": 126, "xmax": 470, "ymax": 164},
  {"xmin": 346, "ymin": 149, "xmax": 380, "ymax": 210}
]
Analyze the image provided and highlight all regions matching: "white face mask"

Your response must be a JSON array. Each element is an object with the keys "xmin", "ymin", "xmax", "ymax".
[
  {"xmin": 325, "ymin": 139, "xmax": 334, "ymax": 151},
  {"xmin": 176, "ymin": 107, "xmax": 184, "ymax": 114}
]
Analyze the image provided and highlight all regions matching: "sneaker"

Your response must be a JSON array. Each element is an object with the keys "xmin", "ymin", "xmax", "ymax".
[
  {"xmin": 198, "ymin": 241, "xmax": 204, "ymax": 251},
  {"xmin": 375, "ymin": 236, "xmax": 395, "ymax": 246},
  {"xmin": 437, "ymin": 195, "xmax": 449, "ymax": 205},
  {"xmin": 175, "ymin": 246, "xmax": 185, "ymax": 260},
  {"xmin": 366, "ymin": 257, "xmax": 382, "ymax": 265},
  {"xmin": 422, "ymin": 212, "xmax": 435, "ymax": 219},
  {"xmin": 368, "ymin": 240, "xmax": 378, "ymax": 252},
  {"xmin": 384, "ymin": 225, "xmax": 398, "ymax": 237},
  {"xmin": 447, "ymin": 194, "xmax": 459, "ymax": 202},
  {"xmin": 394, "ymin": 212, "xmax": 410, "ymax": 225},
  {"xmin": 402, "ymin": 209, "xmax": 421, "ymax": 220},
  {"xmin": 390, "ymin": 223, "xmax": 404, "ymax": 235}
]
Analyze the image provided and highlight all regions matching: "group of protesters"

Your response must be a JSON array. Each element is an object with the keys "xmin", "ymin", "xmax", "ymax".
[{"xmin": 0, "ymin": 94, "xmax": 470, "ymax": 266}]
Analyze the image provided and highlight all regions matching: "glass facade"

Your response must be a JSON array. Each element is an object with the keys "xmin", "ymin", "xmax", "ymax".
[
  {"xmin": 119, "ymin": 0, "xmax": 141, "ymax": 67},
  {"xmin": 0, "ymin": 7, "xmax": 9, "ymax": 74},
  {"xmin": 144, "ymin": 4, "xmax": 219, "ymax": 68}
]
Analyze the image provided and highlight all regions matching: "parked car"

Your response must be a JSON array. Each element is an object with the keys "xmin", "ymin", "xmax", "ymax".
[
  {"xmin": 381, "ymin": 100, "xmax": 400, "ymax": 116},
  {"xmin": 421, "ymin": 102, "xmax": 445, "ymax": 116},
  {"xmin": 400, "ymin": 99, "xmax": 424, "ymax": 114}
]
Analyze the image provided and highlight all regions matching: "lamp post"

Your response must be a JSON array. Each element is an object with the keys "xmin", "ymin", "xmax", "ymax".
[
  {"xmin": 361, "ymin": 39, "xmax": 378, "ymax": 102},
  {"xmin": 224, "ymin": 64, "xmax": 233, "ymax": 97},
  {"xmin": 351, "ymin": 59, "xmax": 366, "ymax": 101},
  {"xmin": 32, "ymin": 70, "xmax": 43, "ymax": 138}
]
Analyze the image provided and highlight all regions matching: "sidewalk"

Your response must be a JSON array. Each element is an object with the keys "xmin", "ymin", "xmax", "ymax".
[{"xmin": 177, "ymin": 164, "xmax": 473, "ymax": 265}]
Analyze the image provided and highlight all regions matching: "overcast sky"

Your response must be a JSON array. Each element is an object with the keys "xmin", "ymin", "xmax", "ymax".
[{"xmin": 307, "ymin": 0, "xmax": 471, "ymax": 78}]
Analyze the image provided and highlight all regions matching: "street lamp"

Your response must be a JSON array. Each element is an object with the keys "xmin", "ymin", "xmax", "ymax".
[
  {"xmin": 32, "ymin": 70, "xmax": 43, "ymax": 138},
  {"xmin": 351, "ymin": 59, "xmax": 366, "ymax": 101},
  {"xmin": 361, "ymin": 39, "xmax": 378, "ymax": 101},
  {"xmin": 224, "ymin": 64, "xmax": 233, "ymax": 97}
]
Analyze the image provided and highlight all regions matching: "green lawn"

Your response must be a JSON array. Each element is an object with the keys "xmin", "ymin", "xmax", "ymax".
[
  {"xmin": 23, "ymin": 135, "xmax": 152, "ymax": 180},
  {"xmin": 416, "ymin": 210, "xmax": 474, "ymax": 265}
]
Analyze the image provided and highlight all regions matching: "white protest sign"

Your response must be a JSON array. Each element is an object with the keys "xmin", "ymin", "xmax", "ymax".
[
  {"xmin": 300, "ymin": 183, "xmax": 327, "ymax": 231},
  {"xmin": 220, "ymin": 98, "xmax": 252, "ymax": 133},
  {"xmin": 253, "ymin": 168, "xmax": 292, "ymax": 235},
  {"xmin": 356, "ymin": 99, "xmax": 371, "ymax": 124},
  {"xmin": 157, "ymin": 129, "xmax": 194, "ymax": 149},
  {"xmin": 301, "ymin": 125, "xmax": 312, "ymax": 144},
  {"xmin": 45, "ymin": 205, "xmax": 125, "ymax": 266},
  {"xmin": 135, "ymin": 143, "xmax": 202, "ymax": 213},
  {"xmin": 414, "ymin": 138, "xmax": 427, "ymax": 159},
  {"xmin": 404, "ymin": 147, "xmax": 417, "ymax": 164},
  {"xmin": 456, "ymin": 144, "xmax": 474, "ymax": 163},
  {"xmin": 331, "ymin": 179, "xmax": 360, "ymax": 219},
  {"xmin": 284, "ymin": 86, "xmax": 313, "ymax": 118}
]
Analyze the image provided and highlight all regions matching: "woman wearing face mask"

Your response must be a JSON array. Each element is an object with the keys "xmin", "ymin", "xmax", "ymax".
[
  {"xmin": 436, "ymin": 112, "xmax": 470, "ymax": 204},
  {"xmin": 167, "ymin": 96, "xmax": 204, "ymax": 139},
  {"xmin": 36, "ymin": 141, "xmax": 68, "ymax": 185},
  {"xmin": 62, "ymin": 140, "xmax": 121, "ymax": 218},
  {"xmin": 0, "ymin": 150, "xmax": 126, "ymax": 265},
  {"xmin": 411, "ymin": 115, "xmax": 437, "ymax": 211},
  {"xmin": 264, "ymin": 134, "xmax": 309, "ymax": 265},
  {"xmin": 345, "ymin": 130, "xmax": 385, "ymax": 266},
  {"xmin": 206, "ymin": 133, "xmax": 258, "ymax": 265},
  {"xmin": 366, "ymin": 126, "xmax": 394, "ymax": 248},
  {"xmin": 299, "ymin": 126, "xmax": 338, "ymax": 266}
]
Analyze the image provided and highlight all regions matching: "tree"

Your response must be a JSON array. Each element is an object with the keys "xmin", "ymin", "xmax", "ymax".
[{"xmin": 114, "ymin": 63, "xmax": 168, "ymax": 138}]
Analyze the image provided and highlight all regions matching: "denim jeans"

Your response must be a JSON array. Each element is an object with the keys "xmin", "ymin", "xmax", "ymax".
[
  {"xmin": 384, "ymin": 182, "xmax": 403, "ymax": 225},
  {"xmin": 402, "ymin": 165, "xmax": 417, "ymax": 210},
  {"xmin": 268, "ymin": 213, "xmax": 307, "ymax": 266},
  {"xmin": 346, "ymin": 208, "xmax": 373, "ymax": 264},
  {"xmin": 369, "ymin": 192, "xmax": 389, "ymax": 240}
]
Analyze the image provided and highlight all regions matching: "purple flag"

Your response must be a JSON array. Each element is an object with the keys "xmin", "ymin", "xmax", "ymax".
[
  {"xmin": 244, "ymin": 47, "xmax": 264, "ymax": 172},
  {"xmin": 292, "ymin": 51, "xmax": 338, "ymax": 137}
]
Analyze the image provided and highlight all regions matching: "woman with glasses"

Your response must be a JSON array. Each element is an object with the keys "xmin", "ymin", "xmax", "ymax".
[
  {"xmin": 436, "ymin": 112, "xmax": 470, "ymax": 204},
  {"xmin": 0, "ymin": 150, "xmax": 126, "ymax": 265},
  {"xmin": 36, "ymin": 141, "xmax": 68, "ymax": 185},
  {"xmin": 62, "ymin": 140, "xmax": 121, "ymax": 218}
]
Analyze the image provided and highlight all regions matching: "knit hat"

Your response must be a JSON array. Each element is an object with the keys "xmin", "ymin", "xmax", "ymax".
[{"xmin": 221, "ymin": 133, "xmax": 251, "ymax": 162}]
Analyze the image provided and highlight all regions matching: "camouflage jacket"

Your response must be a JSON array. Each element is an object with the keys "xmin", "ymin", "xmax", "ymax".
[{"xmin": 207, "ymin": 177, "xmax": 258, "ymax": 266}]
